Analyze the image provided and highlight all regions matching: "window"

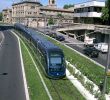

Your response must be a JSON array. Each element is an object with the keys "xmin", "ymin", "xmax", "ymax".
[
  {"xmin": 49, "ymin": 53, "xmax": 62, "ymax": 67},
  {"xmin": 94, "ymin": 7, "xmax": 102, "ymax": 13},
  {"xmin": 50, "ymin": 57, "xmax": 62, "ymax": 66},
  {"xmin": 87, "ymin": 7, "xmax": 90, "ymax": 12},
  {"xmin": 31, "ymin": 6, "xmax": 35, "ymax": 9}
]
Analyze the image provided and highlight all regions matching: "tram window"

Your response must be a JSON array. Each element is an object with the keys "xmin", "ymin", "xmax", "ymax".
[
  {"xmin": 50, "ymin": 57, "xmax": 62, "ymax": 66},
  {"xmin": 49, "ymin": 53, "xmax": 62, "ymax": 66}
]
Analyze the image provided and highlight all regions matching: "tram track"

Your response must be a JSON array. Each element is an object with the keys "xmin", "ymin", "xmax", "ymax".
[
  {"xmin": 49, "ymin": 79, "xmax": 63, "ymax": 100},
  {"xmin": 13, "ymin": 29, "xmax": 85, "ymax": 100},
  {"xmin": 49, "ymin": 78, "xmax": 81, "ymax": 100}
]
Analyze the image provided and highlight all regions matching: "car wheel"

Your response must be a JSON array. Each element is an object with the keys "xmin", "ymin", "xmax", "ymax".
[{"xmin": 89, "ymin": 53, "xmax": 93, "ymax": 58}]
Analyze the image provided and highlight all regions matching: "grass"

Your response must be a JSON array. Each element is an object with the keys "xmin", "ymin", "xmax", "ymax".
[
  {"xmin": 20, "ymin": 40, "xmax": 50, "ymax": 100},
  {"xmin": 17, "ymin": 30, "xmax": 85, "ymax": 100},
  {"xmin": 40, "ymin": 32, "xmax": 110, "ymax": 91}
]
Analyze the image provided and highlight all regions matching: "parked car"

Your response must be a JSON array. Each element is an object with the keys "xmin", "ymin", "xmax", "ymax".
[
  {"xmin": 55, "ymin": 35, "xmax": 65, "ymax": 41},
  {"xmin": 94, "ymin": 43, "xmax": 108, "ymax": 53},
  {"xmin": 84, "ymin": 36, "xmax": 95, "ymax": 47},
  {"xmin": 46, "ymin": 32, "xmax": 57, "ymax": 38},
  {"xmin": 83, "ymin": 47, "xmax": 99, "ymax": 58}
]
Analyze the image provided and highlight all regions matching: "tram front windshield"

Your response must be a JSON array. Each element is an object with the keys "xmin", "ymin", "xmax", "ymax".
[
  {"xmin": 49, "ymin": 53, "xmax": 63, "ymax": 68},
  {"xmin": 50, "ymin": 57, "xmax": 62, "ymax": 66}
]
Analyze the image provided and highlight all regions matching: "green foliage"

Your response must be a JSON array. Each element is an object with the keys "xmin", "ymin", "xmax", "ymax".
[
  {"xmin": 101, "ymin": 7, "xmax": 109, "ymax": 21},
  {"xmin": 98, "ymin": 95, "xmax": 106, "ymax": 100},
  {"xmin": 0, "ymin": 12, "xmax": 2, "ymax": 21},
  {"xmin": 20, "ymin": 41, "xmax": 49, "ymax": 100},
  {"xmin": 101, "ymin": 0, "xmax": 110, "ymax": 24},
  {"xmin": 48, "ymin": 17, "xmax": 54, "ymax": 25},
  {"xmin": 63, "ymin": 4, "xmax": 74, "ymax": 9},
  {"xmin": 57, "ymin": 13, "xmax": 64, "ymax": 18},
  {"xmin": 45, "ymin": 34, "xmax": 110, "ymax": 92},
  {"xmin": 85, "ymin": 81, "xmax": 94, "ymax": 94},
  {"xmin": 15, "ymin": 30, "xmax": 85, "ymax": 100}
]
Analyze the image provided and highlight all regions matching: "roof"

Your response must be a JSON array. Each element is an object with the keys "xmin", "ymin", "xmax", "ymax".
[
  {"xmin": 12, "ymin": 1, "xmax": 42, "ymax": 6},
  {"xmin": 74, "ymin": 1, "xmax": 105, "ymax": 9},
  {"xmin": 2, "ymin": 8, "xmax": 12, "ymax": 11},
  {"xmin": 28, "ymin": 28, "xmax": 61, "ymax": 51},
  {"xmin": 15, "ymin": 23, "xmax": 61, "ymax": 51},
  {"xmin": 40, "ymin": 7, "xmax": 74, "ymax": 13}
]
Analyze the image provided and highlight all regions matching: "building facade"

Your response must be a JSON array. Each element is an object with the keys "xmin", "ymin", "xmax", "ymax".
[
  {"xmin": 2, "ymin": 9, "xmax": 12, "ymax": 23},
  {"xmin": 48, "ymin": 0, "xmax": 57, "ymax": 8},
  {"xmin": 12, "ymin": 1, "xmax": 41, "ymax": 26},
  {"xmin": 73, "ymin": 1, "xmax": 105, "ymax": 24},
  {"xmin": 10, "ymin": 0, "xmax": 74, "ymax": 28}
]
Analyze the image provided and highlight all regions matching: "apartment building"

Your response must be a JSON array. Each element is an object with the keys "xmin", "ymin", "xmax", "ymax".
[
  {"xmin": 73, "ymin": 1, "xmax": 105, "ymax": 24},
  {"xmin": 2, "ymin": 8, "xmax": 12, "ymax": 23}
]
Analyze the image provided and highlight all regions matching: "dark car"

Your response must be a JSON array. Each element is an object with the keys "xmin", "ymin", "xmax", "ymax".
[
  {"xmin": 56, "ymin": 35, "xmax": 65, "ymax": 41},
  {"xmin": 83, "ymin": 47, "xmax": 99, "ymax": 58},
  {"xmin": 47, "ymin": 32, "xmax": 57, "ymax": 38}
]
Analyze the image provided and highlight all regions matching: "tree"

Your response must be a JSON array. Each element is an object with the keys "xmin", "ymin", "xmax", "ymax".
[
  {"xmin": 57, "ymin": 13, "xmax": 64, "ymax": 25},
  {"xmin": 0, "ymin": 12, "xmax": 2, "ymax": 21},
  {"xmin": 57, "ymin": 13, "xmax": 64, "ymax": 18},
  {"xmin": 101, "ymin": 0, "xmax": 110, "ymax": 25},
  {"xmin": 48, "ymin": 17, "xmax": 54, "ymax": 25},
  {"xmin": 63, "ymin": 4, "xmax": 74, "ymax": 9}
]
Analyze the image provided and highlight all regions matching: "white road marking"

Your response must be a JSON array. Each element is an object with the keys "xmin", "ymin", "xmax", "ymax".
[
  {"xmin": 11, "ymin": 31, "xmax": 30, "ymax": 100},
  {"xmin": 0, "ymin": 31, "xmax": 5, "ymax": 47},
  {"xmin": 11, "ymin": 31, "xmax": 53, "ymax": 100}
]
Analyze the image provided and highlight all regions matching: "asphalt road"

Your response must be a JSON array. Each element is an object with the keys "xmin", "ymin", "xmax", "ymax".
[
  {"xmin": 66, "ymin": 43, "xmax": 109, "ymax": 68},
  {"xmin": 0, "ymin": 30, "xmax": 26, "ymax": 100},
  {"xmin": 37, "ymin": 28, "xmax": 109, "ymax": 68}
]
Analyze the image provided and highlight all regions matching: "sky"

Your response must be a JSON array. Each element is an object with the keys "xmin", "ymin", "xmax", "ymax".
[{"xmin": 0, "ymin": 0, "xmax": 105, "ymax": 12}]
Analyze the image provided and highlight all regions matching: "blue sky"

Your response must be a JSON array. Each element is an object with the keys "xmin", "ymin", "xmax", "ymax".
[{"xmin": 0, "ymin": 0, "xmax": 105, "ymax": 12}]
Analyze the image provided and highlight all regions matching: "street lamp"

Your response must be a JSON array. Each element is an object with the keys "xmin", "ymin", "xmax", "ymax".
[
  {"xmin": 102, "ymin": 28, "xmax": 110, "ymax": 95},
  {"xmin": 95, "ymin": 27, "xmax": 110, "ymax": 94}
]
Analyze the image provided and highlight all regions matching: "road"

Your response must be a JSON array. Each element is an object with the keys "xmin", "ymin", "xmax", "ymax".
[
  {"xmin": 37, "ymin": 27, "xmax": 109, "ymax": 68},
  {"xmin": 55, "ymin": 30, "xmax": 109, "ymax": 67},
  {"xmin": 0, "ymin": 30, "xmax": 26, "ymax": 100},
  {"xmin": 66, "ymin": 43, "xmax": 108, "ymax": 67}
]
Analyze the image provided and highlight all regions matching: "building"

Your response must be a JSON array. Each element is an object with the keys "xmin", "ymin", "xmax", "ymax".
[
  {"xmin": 11, "ymin": 0, "xmax": 74, "ymax": 28},
  {"xmin": 47, "ymin": 0, "xmax": 57, "ymax": 8},
  {"xmin": 73, "ymin": 0, "xmax": 105, "ymax": 24},
  {"xmin": 2, "ymin": 8, "xmax": 12, "ymax": 23},
  {"xmin": 40, "ymin": 7, "xmax": 74, "ymax": 25},
  {"xmin": 12, "ymin": 1, "xmax": 42, "ymax": 27}
]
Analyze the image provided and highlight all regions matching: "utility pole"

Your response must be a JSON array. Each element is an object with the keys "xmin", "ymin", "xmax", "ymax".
[
  {"xmin": 102, "ymin": 32, "xmax": 110, "ymax": 94},
  {"xmin": 95, "ymin": 27, "xmax": 110, "ymax": 95},
  {"xmin": 102, "ymin": 0, "xmax": 110, "ymax": 95}
]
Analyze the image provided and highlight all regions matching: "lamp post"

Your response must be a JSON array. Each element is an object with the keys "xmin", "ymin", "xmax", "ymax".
[
  {"xmin": 95, "ymin": 27, "xmax": 110, "ymax": 94},
  {"xmin": 102, "ymin": 28, "xmax": 110, "ymax": 95},
  {"xmin": 102, "ymin": 0, "xmax": 110, "ymax": 94}
]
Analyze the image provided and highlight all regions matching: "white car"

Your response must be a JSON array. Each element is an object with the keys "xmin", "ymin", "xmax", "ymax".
[{"xmin": 94, "ymin": 43, "xmax": 108, "ymax": 53}]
